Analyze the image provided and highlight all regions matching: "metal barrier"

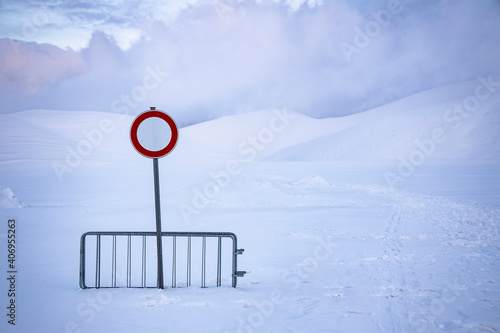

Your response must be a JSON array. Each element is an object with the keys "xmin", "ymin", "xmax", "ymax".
[{"xmin": 80, "ymin": 231, "xmax": 246, "ymax": 289}]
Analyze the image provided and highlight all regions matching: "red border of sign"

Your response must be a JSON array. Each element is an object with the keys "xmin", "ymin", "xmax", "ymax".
[{"xmin": 130, "ymin": 110, "xmax": 179, "ymax": 158}]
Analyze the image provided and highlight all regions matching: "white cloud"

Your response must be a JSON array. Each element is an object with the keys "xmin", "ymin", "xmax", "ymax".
[
  {"xmin": 0, "ymin": 39, "xmax": 86, "ymax": 95},
  {"xmin": 0, "ymin": 0, "xmax": 499, "ymax": 125},
  {"xmin": 284, "ymin": 0, "xmax": 322, "ymax": 12}
]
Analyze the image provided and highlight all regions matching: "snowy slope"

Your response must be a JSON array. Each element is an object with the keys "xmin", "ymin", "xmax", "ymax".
[
  {"xmin": 2, "ymin": 79, "xmax": 499, "ymax": 171},
  {"xmin": 179, "ymin": 108, "xmax": 359, "ymax": 161},
  {"xmin": 268, "ymin": 80, "xmax": 500, "ymax": 161},
  {"xmin": 1, "ymin": 81, "xmax": 500, "ymax": 332},
  {"xmin": 0, "ymin": 108, "xmax": 352, "ymax": 166}
]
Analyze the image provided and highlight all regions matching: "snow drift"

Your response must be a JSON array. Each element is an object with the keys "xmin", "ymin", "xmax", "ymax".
[
  {"xmin": 267, "ymin": 79, "xmax": 500, "ymax": 161},
  {"xmin": 0, "ymin": 186, "xmax": 25, "ymax": 208}
]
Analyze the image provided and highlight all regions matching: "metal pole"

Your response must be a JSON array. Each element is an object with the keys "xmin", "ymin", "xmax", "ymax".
[
  {"xmin": 153, "ymin": 157, "xmax": 164, "ymax": 289},
  {"xmin": 112, "ymin": 235, "xmax": 116, "ymax": 287},
  {"xmin": 142, "ymin": 235, "xmax": 147, "ymax": 288}
]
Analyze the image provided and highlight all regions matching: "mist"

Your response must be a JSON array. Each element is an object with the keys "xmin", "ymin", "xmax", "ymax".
[{"xmin": 1, "ymin": 0, "xmax": 499, "ymax": 126}]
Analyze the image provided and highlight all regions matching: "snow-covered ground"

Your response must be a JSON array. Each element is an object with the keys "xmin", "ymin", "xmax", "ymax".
[{"xmin": 1, "ymin": 80, "xmax": 500, "ymax": 332}]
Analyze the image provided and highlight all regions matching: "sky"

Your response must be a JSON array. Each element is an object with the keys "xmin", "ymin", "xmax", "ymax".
[{"xmin": 0, "ymin": 0, "xmax": 499, "ymax": 125}]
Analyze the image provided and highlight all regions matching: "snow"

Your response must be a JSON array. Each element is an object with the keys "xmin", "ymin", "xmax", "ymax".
[
  {"xmin": 1, "ymin": 81, "xmax": 500, "ymax": 332},
  {"xmin": 0, "ymin": 186, "xmax": 25, "ymax": 209},
  {"xmin": 267, "ymin": 79, "xmax": 500, "ymax": 161}
]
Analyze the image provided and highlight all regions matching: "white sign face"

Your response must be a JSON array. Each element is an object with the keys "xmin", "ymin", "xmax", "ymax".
[{"xmin": 136, "ymin": 116, "xmax": 173, "ymax": 152}]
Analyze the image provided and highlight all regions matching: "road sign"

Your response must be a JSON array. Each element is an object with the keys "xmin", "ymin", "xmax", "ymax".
[
  {"xmin": 130, "ymin": 107, "xmax": 179, "ymax": 289},
  {"xmin": 130, "ymin": 109, "xmax": 178, "ymax": 158}
]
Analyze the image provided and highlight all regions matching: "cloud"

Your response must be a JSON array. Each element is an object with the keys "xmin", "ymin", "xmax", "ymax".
[
  {"xmin": 0, "ymin": 0, "xmax": 499, "ymax": 125},
  {"xmin": 0, "ymin": 39, "xmax": 86, "ymax": 96}
]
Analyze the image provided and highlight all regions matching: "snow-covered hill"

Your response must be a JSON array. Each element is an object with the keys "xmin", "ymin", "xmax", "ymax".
[
  {"xmin": 1, "ymin": 79, "xmax": 499, "ymax": 171},
  {"xmin": 1, "ymin": 80, "xmax": 499, "ymax": 332},
  {"xmin": 267, "ymin": 79, "xmax": 500, "ymax": 161}
]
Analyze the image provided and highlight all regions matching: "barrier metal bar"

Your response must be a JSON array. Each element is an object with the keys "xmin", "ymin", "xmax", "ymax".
[
  {"xmin": 95, "ymin": 235, "xmax": 101, "ymax": 288},
  {"xmin": 142, "ymin": 235, "xmax": 147, "ymax": 288},
  {"xmin": 187, "ymin": 236, "xmax": 191, "ymax": 287},
  {"xmin": 217, "ymin": 236, "xmax": 222, "ymax": 287},
  {"xmin": 111, "ymin": 235, "xmax": 117, "ymax": 287},
  {"xmin": 201, "ymin": 236, "xmax": 206, "ymax": 288},
  {"xmin": 127, "ymin": 235, "xmax": 132, "ymax": 288},
  {"xmin": 79, "ymin": 231, "xmax": 246, "ymax": 289},
  {"xmin": 172, "ymin": 236, "xmax": 177, "ymax": 288}
]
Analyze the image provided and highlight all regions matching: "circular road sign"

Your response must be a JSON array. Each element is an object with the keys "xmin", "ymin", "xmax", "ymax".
[{"xmin": 130, "ymin": 110, "xmax": 179, "ymax": 158}]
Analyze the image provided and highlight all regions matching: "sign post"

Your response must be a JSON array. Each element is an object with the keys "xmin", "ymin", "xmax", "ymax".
[
  {"xmin": 152, "ymin": 157, "xmax": 163, "ymax": 289},
  {"xmin": 130, "ymin": 107, "xmax": 179, "ymax": 289}
]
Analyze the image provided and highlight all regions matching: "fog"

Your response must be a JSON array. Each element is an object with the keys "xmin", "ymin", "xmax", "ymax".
[{"xmin": 1, "ymin": 0, "xmax": 499, "ymax": 126}]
